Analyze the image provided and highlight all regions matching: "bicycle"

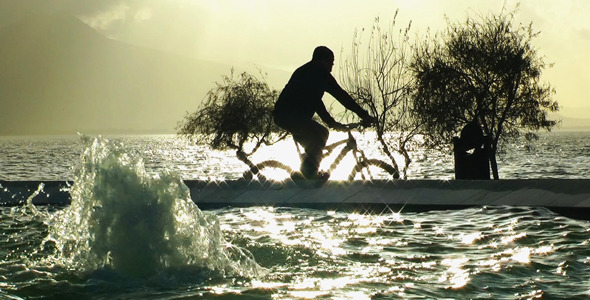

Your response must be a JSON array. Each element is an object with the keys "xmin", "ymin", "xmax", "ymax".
[{"xmin": 241, "ymin": 123, "xmax": 400, "ymax": 181}]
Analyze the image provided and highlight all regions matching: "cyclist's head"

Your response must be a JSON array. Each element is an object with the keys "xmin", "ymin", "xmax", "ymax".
[{"xmin": 312, "ymin": 46, "xmax": 334, "ymax": 73}]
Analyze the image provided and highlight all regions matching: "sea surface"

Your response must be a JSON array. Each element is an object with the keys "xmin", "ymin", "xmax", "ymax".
[
  {"xmin": 2, "ymin": 131, "xmax": 589, "ymax": 182},
  {"xmin": 1, "ymin": 131, "xmax": 589, "ymax": 299}
]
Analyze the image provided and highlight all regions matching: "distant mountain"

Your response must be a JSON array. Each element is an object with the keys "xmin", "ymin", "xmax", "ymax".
[
  {"xmin": 551, "ymin": 106, "xmax": 590, "ymax": 131},
  {"xmin": 0, "ymin": 13, "xmax": 228, "ymax": 135},
  {"xmin": 555, "ymin": 116, "xmax": 590, "ymax": 131}
]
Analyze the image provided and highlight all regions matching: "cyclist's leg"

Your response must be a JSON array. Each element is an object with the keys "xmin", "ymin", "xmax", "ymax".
[{"xmin": 291, "ymin": 120, "xmax": 329, "ymax": 178}]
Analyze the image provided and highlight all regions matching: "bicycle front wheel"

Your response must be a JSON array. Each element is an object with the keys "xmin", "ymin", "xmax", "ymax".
[{"xmin": 348, "ymin": 159, "xmax": 400, "ymax": 181}]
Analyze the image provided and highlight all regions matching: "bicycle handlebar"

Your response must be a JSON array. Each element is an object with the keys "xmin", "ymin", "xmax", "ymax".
[
  {"xmin": 334, "ymin": 122, "xmax": 364, "ymax": 132},
  {"xmin": 345, "ymin": 122, "xmax": 363, "ymax": 130}
]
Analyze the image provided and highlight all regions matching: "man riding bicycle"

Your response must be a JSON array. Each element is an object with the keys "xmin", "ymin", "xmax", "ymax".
[{"xmin": 273, "ymin": 46, "xmax": 377, "ymax": 180}]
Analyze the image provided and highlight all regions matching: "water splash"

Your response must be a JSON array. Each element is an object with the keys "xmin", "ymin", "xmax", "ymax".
[{"xmin": 42, "ymin": 135, "xmax": 263, "ymax": 278}]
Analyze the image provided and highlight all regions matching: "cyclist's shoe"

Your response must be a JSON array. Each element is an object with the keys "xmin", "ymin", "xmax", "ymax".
[{"xmin": 290, "ymin": 171, "xmax": 306, "ymax": 181}]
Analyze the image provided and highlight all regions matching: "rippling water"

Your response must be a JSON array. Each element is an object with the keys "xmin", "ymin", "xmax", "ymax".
[
  {"xmin": 3, "ymin": 205, "xmax": 590, "ymax": 299},
  {"xmin": 1, "ymin": 132, "xmax": 590, "ymax": 298}
]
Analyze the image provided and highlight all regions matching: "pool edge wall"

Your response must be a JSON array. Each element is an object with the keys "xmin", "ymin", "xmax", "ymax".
[{"xmin": 2, "ymin": 179, "xmax": 589, "ymax": 220}]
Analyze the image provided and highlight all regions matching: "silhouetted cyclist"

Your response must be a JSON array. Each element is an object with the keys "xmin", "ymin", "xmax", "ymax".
[{"xmin": 273, "ymin": 46, "xmax": 377, "ymax": 180}]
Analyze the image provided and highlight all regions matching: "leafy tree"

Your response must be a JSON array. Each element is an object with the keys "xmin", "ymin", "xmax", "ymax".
[
  {"xmin": 340, "ymin": 11, "xmax": 420, "ymax": 179},
  {"xmin": 177, "ymin": 70, "xmax": 286, "ymax": 170},
  {"xmin": 410, "ymin": 7, "xmax": 558, "ymax": 179}
]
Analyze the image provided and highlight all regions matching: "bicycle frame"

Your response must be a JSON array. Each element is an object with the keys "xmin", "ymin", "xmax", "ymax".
[
  {"xmin": 243, "ymin": 124, "xmax": 399, "ymax": 181},
  {"xmin": 294, "ymin": 128, "xmax": 379, "ymax": 180}
]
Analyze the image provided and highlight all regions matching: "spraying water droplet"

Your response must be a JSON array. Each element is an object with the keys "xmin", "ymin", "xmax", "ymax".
[{"xmin": 43, "ymin": 135, "xmax": 264, "ymax": 278}]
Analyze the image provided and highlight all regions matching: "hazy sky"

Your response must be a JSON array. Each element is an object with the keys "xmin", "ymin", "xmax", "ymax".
[{"xmin": 2, "ymin": 0, "xmax": 589, "ymax": 117}]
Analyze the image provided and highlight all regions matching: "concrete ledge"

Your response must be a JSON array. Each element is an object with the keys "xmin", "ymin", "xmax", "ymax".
[
  {"xmin": 186, "ymin": 179, "xmax": 590, "ymax": 208},
  {"xmin": 0, "ymin": 180, "xmax": 72, "ymax": 206},
  {"xmin": 4, "ymin": 179, "xmax": 588, "ymax": 210}
]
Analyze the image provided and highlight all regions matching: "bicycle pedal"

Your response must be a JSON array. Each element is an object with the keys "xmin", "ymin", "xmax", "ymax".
[{"xmin": 310, "ymin": 171, "xmax": 330, "ymax": 181}]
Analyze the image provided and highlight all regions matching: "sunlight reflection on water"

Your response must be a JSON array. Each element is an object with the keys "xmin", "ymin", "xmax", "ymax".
[
  {"xmin": 207, "ymin": 205, "xmax": 590, "ymax": 298},
  {"xmin": 1, "ymin": 131, "xmax": 590, "ymax": 181},
  {"xmin": 2, "ymin": 197, "xmax": 590, "ymax": 298},
  {"xmin": 1, "ymin": 133, "xmax": 590, "ymax": 298}
]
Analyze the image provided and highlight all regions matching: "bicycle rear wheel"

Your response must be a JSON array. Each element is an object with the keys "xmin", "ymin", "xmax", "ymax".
[
  {"xmin": 242, "ymin": 160, "xmax": 295, "ymax": 181},
  {"xmin": 348, "ymin": 159, "xmax": 400, "ymax": 181}
]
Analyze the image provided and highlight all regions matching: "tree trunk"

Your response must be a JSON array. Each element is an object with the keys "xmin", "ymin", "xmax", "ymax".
[
  {"xmin": 488, "ymin": 143, "xmax": 500, "ymax": 180},
  {"xmin": 375, "ymin": 129, "xmax": 402, "ymax": 179}
]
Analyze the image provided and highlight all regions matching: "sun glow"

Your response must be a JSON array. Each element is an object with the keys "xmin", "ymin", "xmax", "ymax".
[
  {"xmin": 245, "ymin": 131, "xmax": 385, "ymax": 181},
  {"xmin": 248, "ymin": 138, "xmax": 300, "ymax": 181}
]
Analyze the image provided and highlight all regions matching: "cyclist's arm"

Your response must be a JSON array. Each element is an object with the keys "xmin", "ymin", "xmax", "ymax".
[
  {"xmin": 324, "ymin": 74, "xmax": 372, "ymax": 120},
  {"xmin": 315, "ymin": 100, "xmax": 338, "ymax": 127},
  {"xmin": 316, "ymin": 101, "xmax": 353, "ymax": 131}
]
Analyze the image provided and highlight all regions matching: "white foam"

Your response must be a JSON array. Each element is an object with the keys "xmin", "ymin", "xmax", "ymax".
[{"xmin": 43, "ymin": 135, "xmax": 263, "ymax": 278}]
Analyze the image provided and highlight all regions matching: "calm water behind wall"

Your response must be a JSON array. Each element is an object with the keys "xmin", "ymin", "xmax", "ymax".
[{"xmin": 1, "ymin": 131, "xmax": 589, "ymax": 181}]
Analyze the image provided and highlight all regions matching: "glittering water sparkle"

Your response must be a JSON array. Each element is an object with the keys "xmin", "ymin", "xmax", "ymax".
[{"xmin": 1, "ymin": 132, "xmax": 590, "ymax": 298}]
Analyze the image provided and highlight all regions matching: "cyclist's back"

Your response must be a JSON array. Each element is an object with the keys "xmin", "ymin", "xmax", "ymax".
[
  {"xmin": 272, "ymin": 46, "xmax": 376, "ymax": 180},
  {"xmin": 274, "ymin": 56, "xmax": 369, "ymax": 129}
]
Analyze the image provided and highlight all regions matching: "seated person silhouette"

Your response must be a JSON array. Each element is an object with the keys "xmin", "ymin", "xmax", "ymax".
[
  {"xmin": 458, "ymin": 119, "xmax": 485, "ymax": 153},
  {"xmin": 273, "ymin": 46, "xmax": 377, "ymax": 180},
  {"xmin": 454, "ymin": 119, "xmax": 490, "ymax": 179}
]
